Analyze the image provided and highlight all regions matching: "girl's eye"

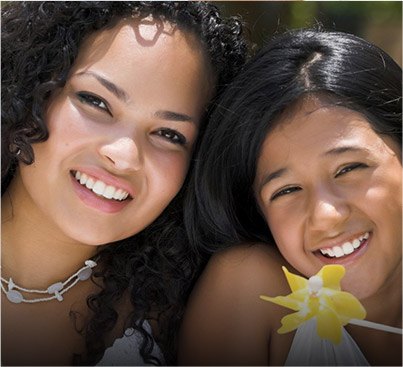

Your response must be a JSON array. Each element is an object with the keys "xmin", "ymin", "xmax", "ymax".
[
  {"xmin": 335, "ymin": 163, "xmax": 368, "ymax": 178},
  {"xmin": 270, "ymin": 186, "xmax": 301, "ymax": 201},
  {"xmin": 77, "ymin": 92, "xmax": 111, "ymax": 115},
  {"xmin": 154, "ymin": 128, "xmax": 187, "ymax": 146}
]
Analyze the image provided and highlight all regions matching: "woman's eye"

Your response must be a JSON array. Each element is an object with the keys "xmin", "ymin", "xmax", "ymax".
[
  {"xmin": 77, "ymin": 92, "xmax": 111, "ymax": 114},
  {"xmin": 155, "ymin": 128, "xmax": 187, "ymax": 145},
  {"xmin": 270, "ymin": 186, "xmax": 301, "ymax": 201},
  {"xmin": 335, "ymin": 163, "xmax": 368, "ymax": 178}
]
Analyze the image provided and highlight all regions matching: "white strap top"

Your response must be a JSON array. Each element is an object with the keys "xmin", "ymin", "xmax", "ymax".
[
  {"xmin": 97, "ymin": 322, "xmax": 164, "ymax": 366},
  {"xmin": 285, "ymin": 318, "xmax": 369, "ymax": 366}
]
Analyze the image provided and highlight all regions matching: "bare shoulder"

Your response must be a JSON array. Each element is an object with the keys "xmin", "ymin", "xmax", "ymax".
[
  {"xmin": 179, "ymin": 243, "xmax": 293, "ymax": 365},
  {"xmin": 210, "ymin": 242, "xmax": 287, "ymax": 273},
  {"xmin": 199, "ymin": 243, "xmax": 290, "ymax": 296}
]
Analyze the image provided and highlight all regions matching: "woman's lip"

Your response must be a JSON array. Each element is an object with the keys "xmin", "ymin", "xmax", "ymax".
[
  {"xmin": 71, "ymin": 174, "xmax": 132, "ymax": 214},
  {"xmin": 314, "ymin": 235, "xmax": 370, "ymax": 265},
  {"xmin": 70, "ymin": 166, "xmax": 135, "ymax": 198}
]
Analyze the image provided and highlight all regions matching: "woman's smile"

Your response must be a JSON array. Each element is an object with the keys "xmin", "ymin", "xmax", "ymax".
[{"xmin": 71, "ymin": 169, "xmax": 133, "ymax": 214}]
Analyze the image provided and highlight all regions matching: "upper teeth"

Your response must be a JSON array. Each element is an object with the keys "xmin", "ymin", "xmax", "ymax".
[
  {"xmin": 74, "ymin": 171, "xmax": 129, "ymax": 201},
  {"xmin": 319, "ymin": 232, "xmax": 369, "ymax": 258}
]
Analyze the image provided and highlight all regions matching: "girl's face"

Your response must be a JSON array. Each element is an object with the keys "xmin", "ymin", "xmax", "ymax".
[
  {"xmin": 254, "ymin": 97, "xmax": 402, "ymax": 299},
  {"xmin": 17, "ymin": 19, "xmax": 213, "ymax": 245}
]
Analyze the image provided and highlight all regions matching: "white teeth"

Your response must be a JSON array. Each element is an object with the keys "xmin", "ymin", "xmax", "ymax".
[
  {"xmin": 319, "ymin": 232, "xmax": 369, "ymax": 258},
  {"xmin": 92, "ymin": 180, "xmax": 106, "ymax": 196},
  {"xmin": 113, "ymin": 189, "xmax": 124, "ymax": 201},
  {"xmin": 73, "ymin": 170, "xmax": 130, "ymax": 201},
  {"xmin": 85, "ymin": 177, "xmax": 95, "ymax": 190},
  {"xmin": 342, "ymin": 242, "xmax": 354, "ymax": 255},
  {"xmin": 327, "ymin": 248, "xmax": 335, "ymax": 257},
  {"xmin": 352, "ymin": 239, "xmax": 360, "ymax": 249},
  {"xmin": 103, "ymin": 185, "xmax": 115, "ymax": 199},
  {"xmin": 333, "ymin": 246, "xmax": 344, "ymax": 258},
  {"xmin": 80, "ymin": 173, "xmax": 88, "ymax": 185}
]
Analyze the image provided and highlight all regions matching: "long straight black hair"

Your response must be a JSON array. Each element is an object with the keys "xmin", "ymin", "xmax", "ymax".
[{"xmin": 185, "ymin": 28, "xmax": 402, "ymax": 260}]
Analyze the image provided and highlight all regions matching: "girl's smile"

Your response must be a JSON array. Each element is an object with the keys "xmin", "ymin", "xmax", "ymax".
[{"xmin": 313, "ymin": 231, "xmax": 370, "ymax": 264}]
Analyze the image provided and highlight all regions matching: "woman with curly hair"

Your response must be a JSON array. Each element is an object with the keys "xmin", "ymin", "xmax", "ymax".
[{"xmin": 1, "ymin": 2, "xmax": 248, "ymax": 365}]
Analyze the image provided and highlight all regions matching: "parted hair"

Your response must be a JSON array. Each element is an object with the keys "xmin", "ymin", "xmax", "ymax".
[{"xmin": 185, "ymin": 28, "xmax": 402, "ymax": 263}]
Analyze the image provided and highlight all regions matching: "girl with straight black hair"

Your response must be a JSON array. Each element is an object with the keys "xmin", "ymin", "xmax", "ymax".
[{"xmin": 179, "ymin": 29, "xmax": 402, "ymax": 365}]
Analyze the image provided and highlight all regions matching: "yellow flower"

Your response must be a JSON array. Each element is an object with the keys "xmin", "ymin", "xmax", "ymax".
[{"xmin": 260, "ymin": 265, "xmax": 366, "ymax": 344}]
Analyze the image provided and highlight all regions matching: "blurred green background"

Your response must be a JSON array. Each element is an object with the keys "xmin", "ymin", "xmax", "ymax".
[{"xmin": 217, "ymin": 1, "xmax": 402, "ymax": 66}]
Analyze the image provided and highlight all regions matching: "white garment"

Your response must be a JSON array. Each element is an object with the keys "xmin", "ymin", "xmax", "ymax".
[
  {"xmin": 97, "ymin": 322, "xmax": 164, "ymax": 366},
  {"xmin": 285, "ymin": 318, "xmax": 369, "ymax": 366}
]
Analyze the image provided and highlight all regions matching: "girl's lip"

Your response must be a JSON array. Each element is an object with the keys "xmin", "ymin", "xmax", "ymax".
[
  {"xmin": 70, "ymin": 166, "xmax": 135, "ymax": 198},
  {"xmin": 314, "ymin": 233, "xmax": 371, "ymax": 265},
  {"xmin": 314, "ymin": 232, "xmax": 369, "ymax": 251},
  {"xmin": 71, "ymin": 174, "xmax": 132, "ymax": 214}
]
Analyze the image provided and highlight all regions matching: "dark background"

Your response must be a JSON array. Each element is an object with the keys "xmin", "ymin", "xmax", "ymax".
[{"xmin": 217, "ymin": 1, "xmax": 402, "ymax": 66}]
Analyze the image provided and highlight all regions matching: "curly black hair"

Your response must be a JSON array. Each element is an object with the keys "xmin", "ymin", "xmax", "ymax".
[{"xmin": 1, "ymin": 1, "xmax": 249, "ymax": 365}]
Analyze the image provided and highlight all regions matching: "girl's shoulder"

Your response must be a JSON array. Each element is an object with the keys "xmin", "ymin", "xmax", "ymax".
[
  {"xmin": 179, "ymin": 243, "xmax": 294, "ymax": 365},
  {"xmin": 209, "ymin": 242, "xmax": 287, "ymax": 276},
  {"xmin": 198, "ymin": 243, "xmax": 292, "ymax": 298}
]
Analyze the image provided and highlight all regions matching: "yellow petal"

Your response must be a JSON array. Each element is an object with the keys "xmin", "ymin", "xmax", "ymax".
[
  {"xmin": 316, "ymin": 305, "xmax": 343, "ymax": 344},
  {"xmin": 317, "ymin": 265, "xmax": 345, "ymax": 291},
  {"xmin": 283, "ymin": 266, "xmax": 308, "ymax": 292},
  {"xmin": 260, "ymin": 265, "xmax": 368, "ymax": 346},
  {"xmin": 278, "ymin": 311, "xmax": 310, "ymax": 334},
  {"xmin": 260, "ymin": 295, "xmax": 302, "ymax": 311},
  {"xmin": 325, "ymin": 291, "xmax": 367, "ymax": 321},
  {"xmin": 288, "ymin": 289, "xmax": 308, "ymax": 303}
]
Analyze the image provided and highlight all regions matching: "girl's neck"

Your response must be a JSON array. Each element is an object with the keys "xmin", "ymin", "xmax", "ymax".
[
  {"xmin": 1, "ymin": 180, "xmax": 99, "ymax": 289},
  {"xmin": 361, "ymin": 266, "xmax": 402, "ymax": 328}
]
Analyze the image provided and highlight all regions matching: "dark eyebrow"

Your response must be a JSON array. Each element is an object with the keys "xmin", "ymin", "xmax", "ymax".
[
  {"xmin": 258, "ymin": 167, "xmax": 288, "ymax": 192},
  {"xmin": 76, "ymin": 71, "xmax": 129, "ymax": 102},
  {"xmin": 76, "ymin": 71, "xmax": 194, "ymax": 123},
  {"xmin": 154, "ymin": 110, "xmax": 194, "ymax": 123},
  {"xmin": 323, "ymin": 146, "xmax": 368, "ymax": 156},
  {"xmin": 258, "ymin": 146, "xmax": 369, "ymax": 192}
]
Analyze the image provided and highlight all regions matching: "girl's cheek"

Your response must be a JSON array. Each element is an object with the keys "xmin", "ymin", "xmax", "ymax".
[
  {"xmin": 269, "ymin": 213, "xmax": 301, "ymax": 252},
  {"xmin": 267, "ymin": 215, "xmax": 283, "ymax": 242}
]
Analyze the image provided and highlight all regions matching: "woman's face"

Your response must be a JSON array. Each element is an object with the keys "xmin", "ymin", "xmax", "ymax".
[
  {"xmin": 254, "ymin": 97, "xmax": 402, "ymax": 299},
  {"xmin": 17, "ymin": 19, "xmax": 213, "ymax": 245}
]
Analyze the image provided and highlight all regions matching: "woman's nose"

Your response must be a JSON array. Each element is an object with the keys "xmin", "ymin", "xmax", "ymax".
[{"xmin": 99, "ymin": 137, "xmax": 142, "ymax": 173}]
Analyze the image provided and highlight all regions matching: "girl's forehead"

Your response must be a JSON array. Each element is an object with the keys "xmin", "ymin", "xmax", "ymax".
[
  {"xmin": 274, "ymin": 95, "xmax": 348, "ymax": 127},
  {"xmin": 260, "ymin": 99, "xmax": 394, "ymax": 164},
  {"xmin": 269, "ymin": 98, "xmax": 365, "ymax": 140}
]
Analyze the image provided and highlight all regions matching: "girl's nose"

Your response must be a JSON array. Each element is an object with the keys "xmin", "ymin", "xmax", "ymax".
[
  {"xmin": 308, "ymin": 187, "xmax": 351, "ymax": 233},
  {"xmin": 99, "ymin": 137, "xmax": 142, "ymax": 173}
]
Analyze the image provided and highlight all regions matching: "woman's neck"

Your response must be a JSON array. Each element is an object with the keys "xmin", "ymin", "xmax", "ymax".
[{"xmin": 1, "ymin": 179, "xmax": 98, "ymax": 289}]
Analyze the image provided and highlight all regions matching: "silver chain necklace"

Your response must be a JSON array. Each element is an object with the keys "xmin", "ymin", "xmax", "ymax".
[{"xmin": 0, "ymin": 259, "xmax": 98, "ymax": 304}]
